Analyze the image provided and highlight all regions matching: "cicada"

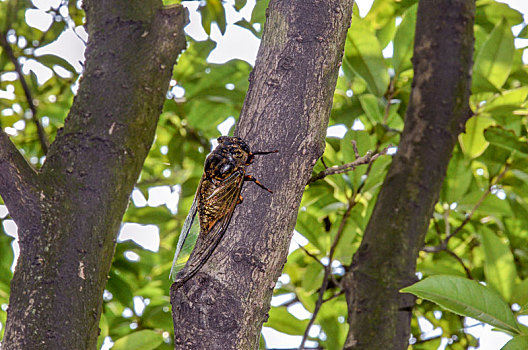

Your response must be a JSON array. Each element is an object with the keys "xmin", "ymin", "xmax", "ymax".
[{"xmin": 170, "ymin": 136, "xmax": 277, "ymax": 285}]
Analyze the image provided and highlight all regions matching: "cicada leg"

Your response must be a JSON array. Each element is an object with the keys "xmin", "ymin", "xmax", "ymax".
[
  {"xmin": 247, "ymin": 149, "xmax": 278, "ymax": 164},
  {"xmin": 244, "ymin": 174, "xmax": 273, "ymax": 193}
]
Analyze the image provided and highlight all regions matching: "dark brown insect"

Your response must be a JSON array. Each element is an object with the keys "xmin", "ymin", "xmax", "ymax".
[{"xmin": 170, "ymin": 136, "xmax": 277, "ymax": 285}]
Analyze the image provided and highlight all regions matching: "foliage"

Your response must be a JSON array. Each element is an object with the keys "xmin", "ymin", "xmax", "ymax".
[{"xmin": 0, "ymin": 0, "xmax": 528, "ymax": 349}]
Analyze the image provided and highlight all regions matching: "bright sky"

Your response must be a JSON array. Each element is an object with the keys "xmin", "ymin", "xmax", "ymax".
[{"xmin": 2, "ymin": 0, "xmax": 528, "ymax": 349}]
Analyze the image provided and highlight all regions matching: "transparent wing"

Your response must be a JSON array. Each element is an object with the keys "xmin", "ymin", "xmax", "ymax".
[
  {"xmin": 173, "ymin": 172, "xmax": 244, "ymax": 286},
  {"xmin": 169, "ymin": 185, "xmax": 200, "ymax": 281}
]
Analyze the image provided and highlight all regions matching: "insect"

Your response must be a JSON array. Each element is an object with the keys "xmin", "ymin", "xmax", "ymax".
[{"xmin": 170, "ymin": 136, "xmax": 277, "ymax": 286}]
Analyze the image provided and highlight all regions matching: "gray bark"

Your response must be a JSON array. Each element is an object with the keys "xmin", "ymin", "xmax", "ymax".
[
  {"xmin": 170, "ymin": 0, "xmax": 354, "ymax": 349},
  {"xmin": 0, "ymin": 1, "xmax": 187, "ymax": 348},
  {"xmin": 343, "ymin": 1, "xmax": 475, "ymax": 349}
]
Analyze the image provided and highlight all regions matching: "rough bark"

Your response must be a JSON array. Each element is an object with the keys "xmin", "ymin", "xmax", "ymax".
[
  {"xmin": 170, "ymin": 1, "xmax": 354, "ymax": 348},
  {"xmin": 1, "ymin": 1, "xmax": 186, "ymax": 349},
  {"xmin": 342, "ymin": 1, "xmax": 475, "ymax": 349}
]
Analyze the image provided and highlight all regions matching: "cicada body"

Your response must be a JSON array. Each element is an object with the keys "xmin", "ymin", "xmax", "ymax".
[{"xmin": 170, "ymin": 136, "xmax": 277, "ymax": 284}]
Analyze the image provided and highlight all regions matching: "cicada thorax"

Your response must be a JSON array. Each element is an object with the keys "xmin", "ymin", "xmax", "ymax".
[{"xmin": 197, "ymin": 138, "xmax": 250, "ymax": 235}]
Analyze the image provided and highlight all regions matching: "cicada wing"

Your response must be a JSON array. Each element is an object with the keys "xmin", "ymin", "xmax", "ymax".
[
  {"xmin": 174, "ymin": 172, "xmax": 244, "ymax": 285},
  {"xmin": 170, "ymin": 187, "xmax": 200, "ymax": 281}
]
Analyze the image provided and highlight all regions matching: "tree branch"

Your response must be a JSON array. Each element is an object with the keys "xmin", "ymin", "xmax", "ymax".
[
  {"xmin": 308, "ymin": 145, "xmax": 390, "ymax": 184},
  {"xmin": 0, "ymin": 32, "xmax": 49, "ymax": 153},
  {"xmin": 299, "ymin": 200, "xmax": 355, "ymax": 349},
  {"xmin": 170, "ymin": 1, "xmax": 355, "ymax": 348},
  {"xmin": 0, "ymin": 129, "xmax": 40, "ymax": 224},
  {"xmin": 343, "ymin": 1, "xmax": 475, "ymax": 348},
  {"xmin": 445, "ymin": 248, "xmax": 473, "ymax": 279}
]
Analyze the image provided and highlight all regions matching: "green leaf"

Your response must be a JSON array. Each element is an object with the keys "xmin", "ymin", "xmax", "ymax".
[
  {"xmin": 358, "ymin": 94, "xmax": 384, "ymax": 124},
  {"xmin": 519, "ymin": 24, "xmax": 528, "ymax": 39},
  {"xmin": 375, "ymin": 17, "xmax": 396, "ymax": 50},
  {"xmin": 36, "ymin": 54, "xmax": 78, "ymax": 74},
  {"xmin": 234, "ymin": 0, "xmax": 247, "ymax": 11},
  {"xmin": 106, "ymin": 270, "xmax": 133, "ymax": 306},
  {"xmin": 264, "ymin": 307, "xmax": 309, "ymax": 335},
  {"xmin": 250, "ymin": 0, "xmax": 270, "ymax": 26},
  {"xmin": 477, "ymin": 144, "xmax": 511, "ymax": 178},
  {"xmin": 501, "ymin": 336, "xmax": 528, "ymax": 350},
  {"xmin": 401, "ymin": 275, "xmax": 521, "ymax": 334},
  {"xmin": 365, "ymin": 0, "xmax": 396, "ymax": 29},
  {"xmin": 233, "ymin": 19, "xmax": 260, "ymax": 37},
  {"xmin": 476, "ymin": 1, "xmax": 524, "ymax": 28},
  {"xmin": 512, "ymin": 279, "xmax": 528, "ymax": 307},
  {"xmin": 480, "ymin": 226, "xmax": 517, "ymax": 302},
  {"xmin": 472, "ymin": 19, "xmax": 515, "ymax": 92},
  {"xmin": 344, "ymin": 21, "xmax": 389, "ymax": 97},
  {"xmin": 200, "ymin": 0, "xmax": 226, "ymax": 35},
  {"xmin": 441, "ymin": 150, "xmax": 472, "ymax": 203},
  {"xmin": 459, "ymin": 115, "xmax": 495, "ymax": 158},
  {"xmin": 112, "ymin": 330, "xmax": 164, "ymax": 350},
  {"xmin": 484, "ymin": 126, "xmax": 528, "ymax": 156},
  {"xmin": 301, "ymin": 261, "xmax": 324, "ymax": 293},
  {"xmin": 392, "ymin": 4, "xmax": 417, "ymax": 74},
  {"xmin": 481, "ymin": 86, "xmax": 528, "ymax": 115},
  {"xmin": 96, "ymin": 313, "xmax": 109, "ymax": 350},
  {"xmin": 457, "ymin": 190, "xmax": 511, "ymax": 216}
]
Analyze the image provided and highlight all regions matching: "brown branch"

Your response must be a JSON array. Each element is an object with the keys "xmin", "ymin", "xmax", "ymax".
[
  {"xmin": 274, "ymin": 295, "xmax": 300, "ymax": 308},
  {"xmin": 445, "ymin": 248, "xmax": 473, "ymax": 279},
  {"xmin": 423, "ymin": 164, "xmax": 510, "ymax": 253},
  {"xmin": 0, "ymin": 32, "xmax": 49, "ymax": 153},
  {"xmin": 351, "ymin": 140, "xmax": 359, "ymax": 159},
  {"xmin": 299, "ymin": 197, "xmax": 358, "ymax": 349},
  {"xmin": 299, "ymin": 142, "xmax": 382, "ymax": 349},
  {"xmin": 308, "ymin": 145, "xmax": 391, "ymax": 184},
  {"xmin": 0, "ymin": 129, "xmax": 40, "ymax": 225},
  {"xmin": 297, "ymin": 244, "xmax": 325, "ymax": 268},
  {"xmin": 322, "ymin": 290, "xmax": 344, "ymax": 303},
  {"xmin": 382, "ymin": 78, "xmax": 396, "ymax": 125}
]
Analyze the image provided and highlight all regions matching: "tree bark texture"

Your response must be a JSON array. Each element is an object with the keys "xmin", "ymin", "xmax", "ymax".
[
  {"xmin": 342, "ymin": 1, "xmax": 475, "ymax": 349},
  {"xmin": 0, "ymin": 1, "xmax": 186, "ymax": 349},
  {"xmin": 170, "ymin": 1, "xmax": 354, "ymax": 349}
]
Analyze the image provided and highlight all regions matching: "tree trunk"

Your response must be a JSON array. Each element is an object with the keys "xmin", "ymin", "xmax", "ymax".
[
  {"xmin": 342, "ymin": 1, "xmax": 475, "ymax": 349},
  {"xmin": 0, "ymin": 1, "xmax": 186, "ymax": 349},
  {"xmin": 170, "ymin": 1, "xmax": 354, "ymax": 348}
]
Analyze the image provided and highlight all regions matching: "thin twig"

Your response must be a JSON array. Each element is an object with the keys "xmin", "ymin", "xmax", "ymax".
[
  {"xmin": 322, "ymin": 290, "xmax": 344, "ymax": 303},
  {"xmin": 298, "ymin": 198, "xmax": 357, "ymax": 349},
  {"xmin": 299, "ymin": 144, "xmax": 384, "ymax": 349},
  {"xmin": 423, "ymin": 164, "xmax": 510, "ymax": 253},
  {"xmin": 0, "ymin": 32, "xmax": 49, "ymax": 153},
  {"xmin": 297, "ymin": 243, "xmax": 325, "ymax": 268},
  {"xmin": 308, "ymin": 146, "xmax": 391, "ymax": 184},
  {"xmin": 274, "ymin": 296, "xmax": 300, "ymax": 308},
  {"xmin": 445, "ymin": 249, "xmax": 473, "ymax": 279},
  {"xmin": 414, "ymin": 335, "xmax": 442, "ymax": 345},
  {"xmin": 383, "ymin": 78, "xmax": 396, "ymax": 124},
  {"xmin": 320, "ymin": 157, "xmax": 329, "ymax": 169},
  {"xmin": 351, "ymin": 140, "xmax": 359, "ymax": 159}
]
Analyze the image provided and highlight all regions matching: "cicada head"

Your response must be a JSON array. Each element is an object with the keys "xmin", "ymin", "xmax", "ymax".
[{"xmin": 205, "ymin": 137, "xmax": 251, "ymax": 180}]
